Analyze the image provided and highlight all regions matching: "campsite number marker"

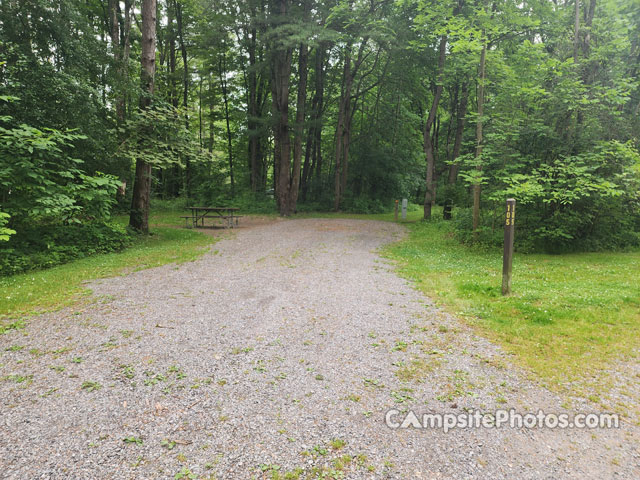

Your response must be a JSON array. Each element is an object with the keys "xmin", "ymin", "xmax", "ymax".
[{"xmin": 502, "ymin": 198, "xmax": 516, "ymax": 295}]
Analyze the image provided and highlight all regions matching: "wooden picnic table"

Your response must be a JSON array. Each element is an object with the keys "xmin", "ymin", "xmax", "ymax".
[{"xmin": 182, "ymin": 206, "xmax": 241, "ymax": 228}]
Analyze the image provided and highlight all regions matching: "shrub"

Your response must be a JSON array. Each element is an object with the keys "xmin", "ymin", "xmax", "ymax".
[{"xmin": 0, "ymin": 222, "xmax": 132, "ymax": 276}]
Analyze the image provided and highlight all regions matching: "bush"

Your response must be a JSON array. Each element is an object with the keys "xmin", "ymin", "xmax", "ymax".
[
  {"xmin": 452, "ymin": 201, "xmax": 640, "ymax": 253},
  {"xmin": 0, "ymin": 221, "xmax": 132, "ymax": 276},
  {"xmin": 341, "ymin": 195, "xmax": 386, "ymax": 214}
]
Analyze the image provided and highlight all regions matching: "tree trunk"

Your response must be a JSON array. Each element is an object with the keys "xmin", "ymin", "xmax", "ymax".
[
  {"xmin": 423, "ymin": 35, "xmax": 447, "ymax": 220},
  {"xmin": 109, "ymin": 0, "xmax": 133, "ymax": 123},
  {"xmin": 219, "ymin": 54, "xmax": 235, "ymax": 198},
  {"xmin": 289, "ymin": 41, "xmax": 309, "ymax": 213},
  {"xmin": 269, "ymin": 0, "xmax": 293, "ymax": 216},
  {"xmin": 108, "ymin": 0, "xmax": 121, "ymax": 120},
  {"xmin": 333, "ymin": 40, "xmax": 370, "ymax": 211},
  {"xmin": 198, "ymin": 76, "xmax": 203, "ymax": 148},
  {"xmin": 208, "ymin": 74, "xmax": 214, "ymax": 152},
  {"xmin": 333, "ymin": 46, "xmax": 353, "ymax": 211},
  {"xmin": 574, "ymin": 0, "xmax": 580, "ymax": 64},
  {"xmin": 175, "ymin": 0, "xmax": 191, "ymax": 198},
  {"xmin": 301, "ymin": 44, "xmax": 324, "ymax": 201},
  {"xmin": 443, "ymin": 81, "xmax": 469, "ymax": 220},
  {"xmin": 472, "ymin": 41, "xmax": 487, "ymax": 241},
  {"xmin": 129, "ymin": 0, "xmax": 157, "ymax": 234}
]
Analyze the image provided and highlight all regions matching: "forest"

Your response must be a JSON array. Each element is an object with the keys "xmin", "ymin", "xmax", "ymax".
[{"xmin": 1, "ymin": 0, "xmax": 639, "ymax": 275}]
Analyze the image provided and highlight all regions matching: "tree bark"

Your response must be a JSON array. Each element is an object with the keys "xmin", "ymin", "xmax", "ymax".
[
  {"xmin": 269, "ymin": 0, "xmax": 293, "ymax": 215},
  {"xmin": 248, "ymin": 19, "xmax": 260, "ymax": 191},
  {"xmin": 423, "ymin": 35, "xmax": 447, "ymax": 220},
  {"xmin": 333, "ymin": 39, "xmax": 375, "ymax": 210},
  {"xmin": 472, "ymin": 41, "xmax": 487, "ymax": 241},
  {"xmin": 219, "ymin": 54, "xmax": 235, "ymax": 198},
  {"xmin": 175, "ymin": 0, "xmax": 191, "ymax": 198},
  {"xmin": 301, "ymin": 44, "xmax": 324, "ymax": 201},
  {"xmin": 443, "ymin": 81, "xmax": 469, "ymax": 220},
  {"xmin": 574, "ymin": 0, "xmax": 580, "ymax": 64},
  {"xmin": 289, "ymin": 41, "xmax": 309, "ymax": 213},
  {"xmin": 109, "ymin": 0, "xmax": 133, "ymax": 123},
  {"xmin": 129, "ymin": 0, "xmax": 156, "ymax": 233}
]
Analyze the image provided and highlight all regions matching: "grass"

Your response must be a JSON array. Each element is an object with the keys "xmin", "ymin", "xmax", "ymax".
[
  {"xmin": 296, "ymin": 206, "xmax": 424, "ymax": 223},
  {"xmin": 384, "ymin": 215, "xmax": 640, "ymax": 402},
  {"xmin": 0, "ymin": 215, "xmax": 216, "ymax": 320}
]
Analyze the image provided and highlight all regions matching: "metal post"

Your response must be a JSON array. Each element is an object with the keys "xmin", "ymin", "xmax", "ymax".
[
  {"xmin": 502, "ymin": 198, "xmax": 516, "ymax": 295},
  {"xmin": 401, "ymin": 198, "xmax": 407, "ymax": 220}
]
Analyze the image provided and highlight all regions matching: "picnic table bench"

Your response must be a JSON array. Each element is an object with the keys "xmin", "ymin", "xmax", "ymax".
[{"xmin": 181, "ymin": 206, "xmax": 242, "ymax": 229}]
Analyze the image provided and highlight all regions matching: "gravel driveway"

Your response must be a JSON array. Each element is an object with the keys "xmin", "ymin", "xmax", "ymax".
[{"xmin": 1, "ymin": 218, "xmax": 638, "ymax": 479}]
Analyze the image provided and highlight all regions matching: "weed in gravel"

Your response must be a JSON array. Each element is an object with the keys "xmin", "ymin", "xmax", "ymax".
[
  {"xmin": 330, "ymin": 439, "xmax": 346, "ymax": 450},
  {"xmin": 312, "ymin": 445, "xmax": 328, "ymax": 456},
  {"xmin": 4, "ymin": 373, "xmax": 33, "ymax": 384},
  {"xmin": 161, "ymin": 439, "xmax": 177, "ymax": 450},
  {"xmin": 101, "ymin": 337, "xmax": 118, "ymax": 350},
  {"xmin": 174, "ymin": 466, "xmax": 196, "ymax": 479},
  {"xmin": 333, "ymin": 454, "xmax": 352, "ymax": 470},
  {"xmin": 120, "ymin": 330, "xmax": 133, "ymax": 338},
  {"xmin": 436, "ymin": 369, "xmax": 476, "ymax": 402},
  {"xmin": 52, "ymin": 346, "xmax": 72, "ymax": 355},
  {"xmin": 41, "ymin": 387, "xmax": 58, "ymax": 397},
  {"xmin": 390, "ymin": 390, "xmax": 415, "ymax": 404},
  {"xmin": 5, "ymin": 345, "xmax": 24, "ymax": 352},
  {"xmin": 81, "ymin": 381, "xmax": 102, "ymax": 392},
  {"xmin": 392, "ymin": 340, "xmax": 408, "ymax": 352},
  {"xmin": 123, "ymin": 436, "xmax": 143, "ymax": 445},
  {"xmin": 363, "ymin": 378, "xmax": 384, "ymax": 389},
  {"xmin": 314, "ymin": 374, "xmax": 324, "ymax": 381},
  {"xmin": 395, "ymin": 356, "xmax": 441, "ymax": 383},
  {"xmin": 143, "ymin": 371, "xmax": 167, "ymax": 386},
  {"xmin": 167, "ymin": 365, "xmax": 187, "ymax": 379},
  {"xmin": 253, "ymin": 359, "xmax": 267, "ymax": 373},
  {"xmin": 0, "ymin": 320, "xmax": 25, "ymax": 335},
  {"xmin": 29, "ymin": 348, "xmax": 44, "ymax": 357},
  {"xmin": 231, "ymin": 346, "xmax": 253, "ymax": 354},
  {"xmin": 49, "ymin": 365, "xmax": 66, "ymax": 373},
  {"xmin": 119, "ymin": 364, "xmax": 135, "ymax": 379}
]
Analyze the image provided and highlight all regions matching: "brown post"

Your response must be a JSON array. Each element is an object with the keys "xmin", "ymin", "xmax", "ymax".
[
  {"xmin": 394, "ymin": 200, "xmax": 399, "ymax": 222},
  {"xmin": 502, "ymin": 198, "xmax": 516, "ymax": 295}
]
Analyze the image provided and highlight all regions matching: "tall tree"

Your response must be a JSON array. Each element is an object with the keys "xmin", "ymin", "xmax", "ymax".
[
  {"xmin": 269, "ymin": 0, "xmax": 294, "ymax": 215},
  {"xmin": 423, "ymin": 34, "xmax": 447, "ymax": 220},
  {"xmin": 129, "ymin": 0, "xmax": 157, "ymax": 233},
  {"xmin": 471, "ymin": 39, "xmax": 486, "ymax": 241}
]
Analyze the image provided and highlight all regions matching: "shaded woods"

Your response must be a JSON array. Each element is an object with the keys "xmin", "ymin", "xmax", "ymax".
[{"xmin": 0, "ymin": 0, "xmax": 639, "ymax": 253}]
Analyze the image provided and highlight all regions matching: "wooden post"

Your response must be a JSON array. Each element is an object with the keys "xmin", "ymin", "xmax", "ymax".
[
  {"xmin": 502, "ymin": 198, "xmax": 516, "ymax": 295},
  {"xmin": 394, "ymin": 200, "xmax": 399, "ymax": 222}
]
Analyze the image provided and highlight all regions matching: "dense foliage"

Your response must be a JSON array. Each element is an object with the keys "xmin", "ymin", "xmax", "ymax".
[{"xmin": 1, "ymin": 0, "xmax": 639, "ymax": 264}]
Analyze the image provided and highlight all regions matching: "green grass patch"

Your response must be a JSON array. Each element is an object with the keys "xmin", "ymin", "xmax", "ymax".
[
  {"xmin": 385, "ymin": 218, "xmax": 640, "ymax": 393},
  {"xmin": 0, "ymin": 225, "xmax": 215, "ymax": 320},
  {"xmin": 295, "ymin": 205, "xmax": 424, "ymax": 223}
]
